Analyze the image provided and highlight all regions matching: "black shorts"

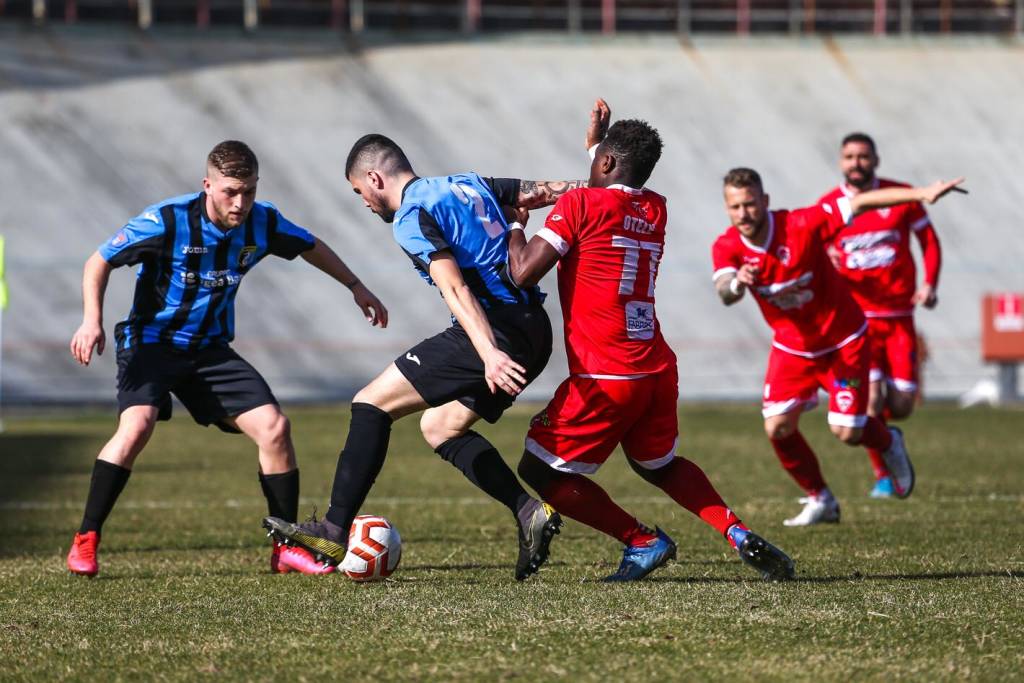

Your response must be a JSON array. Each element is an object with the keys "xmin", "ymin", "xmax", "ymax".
[
  {"xmin": 395, "ymin": 303, "xmax": 553, "ymax": 423},
  {"xmin": 116, "ymin": 343, "xmax": 278, "ymax": 433}
]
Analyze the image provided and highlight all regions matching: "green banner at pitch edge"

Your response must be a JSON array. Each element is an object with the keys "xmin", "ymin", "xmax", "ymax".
[{"xmin": 0, "ymin": 235, "xmax": 7, "ymax": 310}]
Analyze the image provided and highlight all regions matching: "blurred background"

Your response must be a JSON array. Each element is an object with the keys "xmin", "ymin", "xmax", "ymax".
[{"xmin": 0, "ymin": 1, "xmax": 1021, "ymax": 407}]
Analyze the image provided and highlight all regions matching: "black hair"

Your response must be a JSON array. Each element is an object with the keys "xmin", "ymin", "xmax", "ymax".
[
  {"xmin": 345, "ymin": 133, "xmax": 413, "ymax": 178},
  {"xmin": 841, "ymin": 132, "xmax": 877, "ymax": 154},
  {"xmin": 601, "ymin": 119, "xmax": 663, "ymax": 186},
  {"xmin": 207, "ymin": 140, "xmax": 258, "ymax": 178}
]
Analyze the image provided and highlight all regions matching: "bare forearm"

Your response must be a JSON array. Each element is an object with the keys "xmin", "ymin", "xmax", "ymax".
[
  {"xmin": 850, "ymin": 187, "xmax": 926, "ymax": 217},
  {"xmin": 442, "ymin": 283, "xmax": 499, "ymax": 360},
  {"xmin": 82, "ymin": 252, "xmax": 112, "ymax": 324},
  {"xmin": 715, "ymin": 275, "xmax": 744, "ymax": 305},
  {"xmin": 506, "ymin": 228, "xmax": 528, "ymax": 284},
  {"xmin": 301, "ymin": 238, "xmax": 361, "ymax": 288},
  {"xmin": 516, "ymin": 180, "xmax": 587, "ymax": 210}
]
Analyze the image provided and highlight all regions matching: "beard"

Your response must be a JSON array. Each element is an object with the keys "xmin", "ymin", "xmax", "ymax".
[
  {"xmin": 844, "ymin": 168, "xmax": 875, "ymax": 190},
  {"xmin": 376, "ymin": 207, "xmax": 396, "ymax": 223}
]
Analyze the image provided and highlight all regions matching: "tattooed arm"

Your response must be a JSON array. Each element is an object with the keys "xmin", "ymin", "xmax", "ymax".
[{"xmin": 515, "ymin": 179, "xmax": 588, "ymax": 210}]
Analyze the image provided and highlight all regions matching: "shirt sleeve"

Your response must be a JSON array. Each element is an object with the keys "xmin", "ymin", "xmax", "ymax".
[
  {"xmin": 394, "ymin": 207, "xmax": 451, "ymax": 266},
  {"xmin": 267, "ymin": 207, "xmax": 316, "ymax": 260},
  {"xmin": 914, "ymin": 222, "xmax": 942, "ymax": 288},
  {"xmin": 535, "ymin": 192, "xmax": 582, "ymax": 257},
  {"xmin": 98, "ymin": 208, "xmax": 166, "ymax": 268},
  {"xmin": 795, "ymin": 201, "xmax": 850, "ymax": 241},
  {"xmin": 482, "ymin": 177, "xmax": 521, "ymax": 207},
  {"xmin": 711, "ymin": 234, "xmax": 739, "ymax": 282}
]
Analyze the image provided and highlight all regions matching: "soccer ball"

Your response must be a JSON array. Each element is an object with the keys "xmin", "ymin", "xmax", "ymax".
[{"xmin": 340, "ymin": 515, "xmax": 402, "ymax": 582}]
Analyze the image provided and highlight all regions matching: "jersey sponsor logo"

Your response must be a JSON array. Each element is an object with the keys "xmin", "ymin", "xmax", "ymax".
[
  {"xmin": 839, "ymin": 229, "xmax": 900, "ymax": 271},
  {"xmin": 625, "ymin": 301, "xmax": 656, "ymax": 340},
  {"xmin": 835, "ymin": 389, "xmax": 855, "ymax": 413},
  {"xmin": 111, "ymin": 231, "xmax": 128, "ymax": 246},
  {"xmin": 755, "ymin": 272, "xmax": 814, "ymax": 310},
  {"xmin": 181, "ymin": 245, "xmax": 209, "ymax": 254},
  {"xmin": 623, "ymin": 215, "xmax": 656, "ymax": 235},
  {"xmin": 238, "ymin": 245, "xmax": 257, "ymax": 268},
  {"xmin": 405, "ymin": 352, "xmax": 421, "ymax": 366},
  {"xmin": 775, "ymin": 245, "xmax": 791, "ymax": 265}
]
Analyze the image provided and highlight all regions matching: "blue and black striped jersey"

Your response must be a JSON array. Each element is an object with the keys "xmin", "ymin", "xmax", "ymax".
[
  {"xmin": 392, "ymin": 173, "xmax": 544, "ymax": 309},
  {"xmin": 99, "ymin": 192, "xmax": 315, "ymax": 351}
]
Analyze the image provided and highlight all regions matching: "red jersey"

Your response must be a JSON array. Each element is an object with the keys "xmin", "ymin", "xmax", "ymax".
[
  {"xmin": 537, "ymin": 185, "xmax": 676, "ymax": 376},
  {"xmin": 712, "ymin": 204, "xmax": 866, "ymax": 358},
  {"xmin": 818, "ymin": 178, "xmax": 941, "ymax": 317}
]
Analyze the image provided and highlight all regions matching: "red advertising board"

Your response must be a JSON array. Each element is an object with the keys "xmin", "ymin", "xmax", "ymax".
[{"xmin": 982, "ymin": 293, "xmax": 1024, "ymax": 362}]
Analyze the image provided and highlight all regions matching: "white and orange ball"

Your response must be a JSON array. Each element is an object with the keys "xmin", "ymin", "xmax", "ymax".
[{"xmin": 340, "ymin": 515, "xmax": 402, "ymax": 582}]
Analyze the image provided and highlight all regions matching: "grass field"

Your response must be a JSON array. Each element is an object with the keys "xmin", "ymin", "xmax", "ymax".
[{"xmin": 1, "ymin": 403, "xmax": 1021, "ymax": 681}]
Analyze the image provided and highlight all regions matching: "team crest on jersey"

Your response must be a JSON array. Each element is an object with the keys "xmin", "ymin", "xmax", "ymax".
[
  {"xmin": 877, "ymin": 208, "xmax": 891, "ymax": 218},
  {"xmin": 238, "ymin": 246, "xmax": 257, "ymax": 268},
  {"xmin": 835, "ymin": 389, "xmax": 855, "ymax": 413},
  {"xmin": 111, "ymin": 230, "xmax": 128, "ymax": 246},
  {"xmin": 530, "ymin": 411, "xmax": 551, "ymax": 428},
  {"xmin": 775, "ymin": 246, "xmax": 791, "ymax": 265},
  {"xmin": 550, "ymin": 214, "xmax": 563, "ymax": 222}
]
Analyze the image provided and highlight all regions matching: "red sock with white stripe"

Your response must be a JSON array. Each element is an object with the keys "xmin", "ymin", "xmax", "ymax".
[
  {"xmin": 536, "ymin": 471, "xmax": 657, "ymax": 547},
  {"xmin": 770, "ymin": 431, "xmax": 828, "ymax": 497}
]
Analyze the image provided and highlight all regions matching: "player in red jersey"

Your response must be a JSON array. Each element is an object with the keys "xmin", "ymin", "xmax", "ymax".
[
  {"xmin": 508, "ymin": 101, "xmax": 794, "ymax": 582},
  {"xmin": 712, "ymin": 168, "xmax": 962, "ymax": 525},
  {"xmin": 817, "ymin": 133, "xmax": 943, "ymax": 498}
]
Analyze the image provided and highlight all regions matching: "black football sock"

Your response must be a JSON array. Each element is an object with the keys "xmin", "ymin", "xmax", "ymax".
[
  {"xmin": 435, "ymin": 431, "xmax": 532, "ymax": 514},
  {"xmin": 79, "ymin": 460, "xmax": 132, "ymax": 534},
  {"xmin": 259, "ymin": 469, "xmax": 299, "ymax": 523},
  {"xmin": 324, "ymin": 403, "xmax": 393, "ymax": 535}
]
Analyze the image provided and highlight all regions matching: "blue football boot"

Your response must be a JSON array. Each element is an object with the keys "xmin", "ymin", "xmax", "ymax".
[
  {"xmin": 603, "ymin": 528, "xmax": 677, "ymax": 582},
  {"xmin": 728, "ymin": 525, "xmax": 795, "ymax": 581},
  {"xmin": 869, "ymin": 476, "xmax": 896, "ymax": 499}
]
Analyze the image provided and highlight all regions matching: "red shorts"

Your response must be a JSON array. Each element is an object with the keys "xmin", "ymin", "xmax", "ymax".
[
  {"xmin": 866, "ymin": 316, "xmax": 919, "ymax": 393},
  {"xmin": 524, "ymin": 368, "xmax": 679, "ymax": 474},
  {"xmin": 762, "ymin": 333, "xmax": 870, "ymax": 428}
]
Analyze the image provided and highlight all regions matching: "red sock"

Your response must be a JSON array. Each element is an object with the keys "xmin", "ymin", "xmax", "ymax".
[
  {"xmin": 646, "ymin": 457, "xmax": 740, "ymax": 536},
  {"xmin": 860, "ymin": 416, "xmax": 892, "ymax": 452},
  {"xmin": 770, "ymin": 431, "xmax": 827, "ymax": 496},
  {"xmin": 538, "ymin": 471, "xmax": 656, "ymax": 546},
  {"xmin": 866, "ymin": 414, "xmax": 890, "ymax": 479}
]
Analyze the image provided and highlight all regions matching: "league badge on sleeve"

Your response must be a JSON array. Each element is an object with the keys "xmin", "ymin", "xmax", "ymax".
[{"xmin": 111, "ymin": 230, "xmax": 128, "ymax": 247}]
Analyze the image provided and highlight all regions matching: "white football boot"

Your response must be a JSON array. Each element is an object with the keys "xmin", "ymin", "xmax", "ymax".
[
  {"xmin": 783, "ymin": 490, "xmax": 841, "ymax": 526},
  {"xmin": 881, "ymin": 426, "xmax": 915, "ymax": 498}
]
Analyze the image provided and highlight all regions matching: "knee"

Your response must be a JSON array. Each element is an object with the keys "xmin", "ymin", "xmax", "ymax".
[
  {"xmin": 830, "ymin": 424, "xmax": 862, "ymax": 445},
  {"xmin": 420, "ymin": 411, "xmax": 456, "ymax": 451},
  {"xmin": 257, "ymin": 413, "xmax": 291, "ymax": 450},
  {"xmin": 765, "ymin": 419, "xmax": 795, "ymax": 441},
  {"xmin": 116, "ymin": 413, "xmax": 157, "ymax": 447},
  {"xmin": 888, "ymin": 394, "xmax": 914, "ymax": 420}
]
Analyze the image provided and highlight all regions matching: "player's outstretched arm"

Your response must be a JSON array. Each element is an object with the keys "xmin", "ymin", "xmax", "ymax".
[
  {"xmin": 429, "ymin": 253, "xmax": 527, "ymax": 397},
  {"xmin": 849, "ymin": 177, "xmax": 966, "ymax": 217},
  {"xmin": 70, "ymin": 251, "xmax": 113, "ymax": 366},
  {"xmin": 505, "ymin": 208, "xmax": 561, "ymax": 288},
  {"xmin": 301, "ymin": 237, "xmax": 388, "ymax": 328},
  {"xmin": 514, "ymin": 180, "xmax": 588, "ymax": 210}
]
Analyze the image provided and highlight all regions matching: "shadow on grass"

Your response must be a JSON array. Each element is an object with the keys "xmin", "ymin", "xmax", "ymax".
[{"xmin": 639, "ymin": 570, "xmax": 1024, "ymax": 584}]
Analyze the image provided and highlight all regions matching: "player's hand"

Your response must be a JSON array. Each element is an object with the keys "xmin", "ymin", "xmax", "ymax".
[
  {"xmin": 351, "ymin": 282, "xmax": 389, "ymax": 328},
  {"xmin": 585, "ymin": 98, "xmax": 611, "ymax": 150},
  {"xmin": 919, "ymin": 177, "xmax": 966, "ymax": 204},
  {"xmin": 736, "ymin": 263, "xmax": 760, "ymax": 287},
  {"xmin": 70, "ymin": 320, "xmax": 105, "ymax": 366},
  {"xmin": 483, "ymin": 347, "xmax": 528, "ymax": 396},
  {"xmin": 503, "ymin": 205, "xmax": 529, "ymax": 226},
  {"xmin": 913, "ymin": 283, "xmax": 938, "ymax": 309}
]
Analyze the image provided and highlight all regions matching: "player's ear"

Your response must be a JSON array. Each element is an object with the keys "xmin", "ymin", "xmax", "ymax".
[
  {"xmin": 368, "ymin": 170, "xmax": 384, "ymax": 190},
  {"xmin": 600, "ymin": 153, "xmax": 616, "ymax": 174}
]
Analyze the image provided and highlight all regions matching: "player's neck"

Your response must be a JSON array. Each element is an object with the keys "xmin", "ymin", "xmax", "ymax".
[
  {"xmin": 390, "ymin": 170, "xmax": 419, "ymax": 208},
  {"xmin": 744, "ymin": 218, "xmax": 770, "ymax": 247}
]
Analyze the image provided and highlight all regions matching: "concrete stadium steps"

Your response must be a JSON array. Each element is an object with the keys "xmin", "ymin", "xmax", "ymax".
[{"xmin": 1, "ymin": 29, "xmax": 1020, "ymax": 402}]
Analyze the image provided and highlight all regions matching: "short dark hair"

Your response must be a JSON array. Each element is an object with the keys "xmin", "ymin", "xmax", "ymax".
[
  {"xmin": 723, "ymin": 167, "xmax": 763, "ymax": 192},
  {"xmin": 345, "ymin": 134, "xmax": 413, "ymax": 179},
  {"xmin": 601, "ymin": 119, "xmax": 663, "ymax": 186},
  {"xmin": 841, "ymin": 132, "xmax": 877, "ymax": 154},
  {"xmin": 207, "ymin": 140, "xmax": 258, "ymax": 178}
]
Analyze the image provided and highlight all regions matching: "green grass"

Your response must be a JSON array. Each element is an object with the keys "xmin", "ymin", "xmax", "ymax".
[{"xmin": 1, "ymin": 403, "xmax": 1022, "ymax": 681}]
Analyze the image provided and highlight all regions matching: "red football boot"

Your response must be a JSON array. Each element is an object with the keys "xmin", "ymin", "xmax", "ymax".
[
  {"xmin": 276, "ymin": 544, "xmax": 337, "ymax": 575},
  {"xmin": 67, "ymin": 531, "xmax": 100, "ymax": 577}
]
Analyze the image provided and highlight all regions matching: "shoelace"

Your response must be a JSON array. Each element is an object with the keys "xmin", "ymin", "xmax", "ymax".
[{"xmin": 75, "ymin": 535, "xmax": 96, "ymax": 561}]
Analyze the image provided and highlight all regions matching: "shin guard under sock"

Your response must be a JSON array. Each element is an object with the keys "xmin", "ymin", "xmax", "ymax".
[
  {"xmin": 435, "ymin": 431, "xmax": 531, "ymax": 514},
  {"xmin": 79, "ymin": 460, "xmax": 132, "ymax": 534},
  {"xmin": 325, "ymin": 403, "xmax": 393, "ymax": 532}
]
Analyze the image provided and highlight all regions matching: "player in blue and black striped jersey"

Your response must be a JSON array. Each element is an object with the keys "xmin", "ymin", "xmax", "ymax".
[
  {"xmin": 264, "ymin": 132, "xmax": 588, "ymax": 580},
  {"xmin": 66, "ymin": 141, "xmax": 387, "ymax": 578}
]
